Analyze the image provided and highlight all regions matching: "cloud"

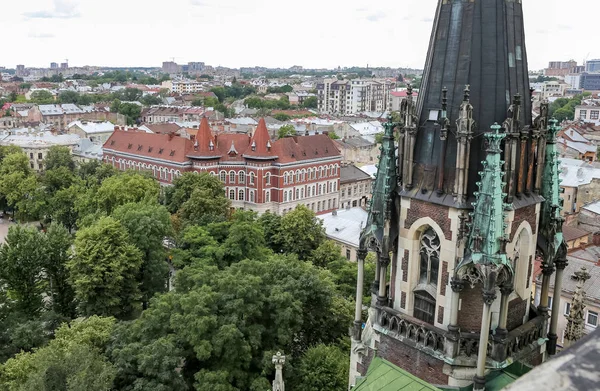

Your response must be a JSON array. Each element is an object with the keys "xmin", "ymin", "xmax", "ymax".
[
  {"xmin": 23, "ymin": 0, "xmax": 80, "ymax": 19},
  {"xmin": 190, "ymin": 0, "xmax": 209, "ymax": 6},
  {"xmin": 421, "ymin": 17, "xmax": 434, "ymax": 22},
  {"xmin": 28, "ymin": 32, "xmax": 55, "ymax": 38}
]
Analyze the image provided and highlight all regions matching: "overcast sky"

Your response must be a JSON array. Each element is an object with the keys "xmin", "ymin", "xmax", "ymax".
[{"xmin": 1, "ymin": 0, "xmax": 597, "ymax": 70}]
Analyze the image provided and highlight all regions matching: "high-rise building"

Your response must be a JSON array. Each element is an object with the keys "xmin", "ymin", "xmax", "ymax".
[
  {"xmin": 162, "ymin": 61, "xmax": 181, "ymax": 74},
  {"xmin": 50, "ymin": 62, "xmax": 58, "ymax": 69},
  {"xmin": 316, "ymin": 78, "xmax": 396, "ymax": 115},
  {"xmin": 585, "ymin": 59, "xmax": 600, "ymax": 73},
  {"xmin": 15, "ymin": 64, "xmax": 25, "ymax": 77},
  {"xmin": 350, "ymin": 1, "xmax": 567, "ymax": 390},
  {"xmin": 60, "ymin": 62, "xmax": 68, "ymax": 69}
]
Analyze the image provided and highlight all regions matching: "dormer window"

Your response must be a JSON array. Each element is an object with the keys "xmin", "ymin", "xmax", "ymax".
[
  {"xmin": 110, "ymin": 140, "xmax": 115, "ymax": 146},
  {"xmin": 170, "ymin": 150, "xmax": 175, "ymax": 156},
  {"xmin": 137, "ymin": 144, "xmax": 143, "ymax": 151},
  {"xmin": 251, "ymin": 141, "xmax": 256, "ymax": 151},
  {"xmin": 266, "ymin": 140, "xmax": 271, "ymax": 151},
  {"xmin": 148, "ymin": 147, "xmax": 153, "ymax": 153},
  {"xmin": 209, "ymin": 140, "xmax": 214, "ymax": 151},
  {"xmin": 127, "ymin": 143, "xmax": 132, "ymax": 149},
  {"xmin": 159, "ymin": 148, "xmax": 164, "ymax": 154}
]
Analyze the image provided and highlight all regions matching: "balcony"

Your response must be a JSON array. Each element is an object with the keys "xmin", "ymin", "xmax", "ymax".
[{"xmin": 376, "ymin": 306, "xmax": 547, "ymax": 368}]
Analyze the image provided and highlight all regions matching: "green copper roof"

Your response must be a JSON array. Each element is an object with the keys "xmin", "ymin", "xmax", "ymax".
[
  {"xmin": 359, "ymin": 115, "xmax": 399, "ymax": 250},
  {"xmin": 539, "ymin": 118, "xmax": 566, "ymax": 264},
  {"xmin": 354, "ymin": 357, "xmax": 442, "ymax": 391},
  {"xmin": 461, "ymin": 123, "xmax": 510, "ymax": 269}
]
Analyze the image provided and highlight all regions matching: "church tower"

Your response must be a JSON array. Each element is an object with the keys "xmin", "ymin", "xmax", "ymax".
[{"xmin": 350, "ymin": 1, "xmax": 567, "ymax": 389}]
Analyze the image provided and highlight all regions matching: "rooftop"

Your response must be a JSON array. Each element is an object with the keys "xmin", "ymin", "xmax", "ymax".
[
  {"xmin": 583, "ymin": 201, "xmax": 600, "ymax": 216},
  {"xmin": 341, "ymin": 164, "xmax": 373, "ymax": 184},
  {"xmin": 563, "ymin": 226, "xmax": 591, "ymax": 242},
  {"xmin": 318, "ymin": 207, "xmax": 368, "ymax": 248},
  {"xmin": 0, "ymin": 130, "xmax": 80, "ymax": 148},
  {"xmin": 68, "ymin": 120, "xmax": 114, "ymax": 134},
  {"xmin": 550, "ymin": 256, "xmax": 600, "ymax": 302},
  {"xmin": 502, "ymin": 329, "xmax": 600, "ymax": 391}
]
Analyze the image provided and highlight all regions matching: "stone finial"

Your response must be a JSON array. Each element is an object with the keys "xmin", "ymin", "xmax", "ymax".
[
  {"xmin": 564, "ymin": 268, "xmax": 592, "ymax": 347},
  {"xmin": 272, "ymin": 352, "xmax": 286, "ymax": 391}
]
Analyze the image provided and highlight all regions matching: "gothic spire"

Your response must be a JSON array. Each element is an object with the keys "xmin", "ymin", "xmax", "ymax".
[
  {"xmin": 458, "ymin": 123, "xmax": 511, "ymax": 294},
  {"xmin": 359, "ymin": 115, "xmax": 400, "ymax": 252},
  {"xmin": 564, "ymin": 268, "xmax": 591, "ymax": 347},
  {"xmin": 539, "ymin": 119, "xmax": 567, "ymax": 266},
  {"xmin": 407, "ymin": 0, "xmax": 532, "ymax": 199}
]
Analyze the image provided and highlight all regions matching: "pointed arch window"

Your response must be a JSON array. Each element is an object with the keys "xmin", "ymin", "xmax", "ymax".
[
  {"xmin": 419, "ymin": 227, "xmax": 441, "ymax": 286},
  {"xmin": 220, "ymin": 171, "xmax": 226, "ymax": 182},
  {"xmin": 239, "ymin": 171, "xmax": 245, "ymax": 184},
  {"xmin": 414, "ymin": 291, "xmax": 436, "ymax": 325},
  {"xmin": 239, "ymin": 189, "xmax": 245, "ymax": 201}
]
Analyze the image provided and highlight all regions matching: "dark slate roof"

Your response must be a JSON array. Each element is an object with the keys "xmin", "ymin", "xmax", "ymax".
[
  {"xmin": 413, "ymin": 0, "xmax": 532, "ymax": 196},
  {"xmin": 549, "ymin": 256, "xmax": 600, "ymax": 303},
  {"xmin": 502, "ymin": 328, "xmax": 600, "ymax": 391},
  {"xmin": 340, "ymin": 164, "xmax": 372, "ymax": 184}
]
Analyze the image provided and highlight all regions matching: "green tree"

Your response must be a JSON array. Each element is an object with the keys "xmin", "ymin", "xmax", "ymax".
[
  {"xmin": 0, "ymin": 316, "xmax": 117, "ymax": 391},
  {"xmin": 29, "ymin": 90, "xmax": 54, "ymax": 104},
  {"xmin": 0, "ymin": 153, "xmax": 40, "ymax": 219},
  {"xmin": 309, "ymin": 240, "xmax": 344, "ymax": 268},
  {"xmin": 112, "ymin": 202, "xmax": 172, "ymax": 308},
  {"xmin": 48, "ymin": 184, "xmax": 80, "ymax": 233},
  {"xmin": 0, "ymin": 226, "xmax": 45, "ymax": 316},
  {"xmin": 302, "ymin": 96, "xmax": 318, "ymax": 109},
  {"xmin": 140, "ymin": 94, "xmax": 162, "ymax": 106},
  {"xmin": 292, "ymin": 344, "xmax": 349, "ymax": 391},
  {"xmin": 108, "ymin": 254, "xmax": 351, "ymax": 390},
  {"xmin": 165, "ymin": 172, "xmax": 228, "ymax": 214},
  {"xmin": 45, "ymin": 145, "xmax": 76, "ymax": 171},
  {"xmin": 277, "ymin": 124, "xmax": 296, "ymax": 139},
  {"xmin": 58, "ymin": 90, "xmax": 81, "ymax": 104},
  {"xmin": 328, "ymin": 132, "xmax": 340, "ymax": 140},
  {"xmin": 177, "ymin": 186, "xmax": 231, "ymax": 228},
  {"xmin": 68, "ymin": 217, "xmax": 143, "ymax": 318},
  {"xmin": 277, "ymin": 205, "xmax": 325, "ymax": 260},
  {"xmin": 42, "ymin": 223, "xmax": 77, "ymax": 318},
  {"xmin": 95, "ymin": 172, "xmax": 160, "ymax": 215},
  {"xmin": 274, "ymin": 113, "xmax": 291, "ymax": 122},
  {"xmin": 117, "ymin": 103, "xmax": 142, "ymax": 125},
  {"xmin": 42, "ymin": 166, "xmax": 76, "ymax": 195}
]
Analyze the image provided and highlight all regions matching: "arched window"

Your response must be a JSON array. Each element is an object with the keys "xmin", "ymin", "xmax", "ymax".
[
  {"xmin": 296, "ymin": 170, "xmax": 301, "ymax": 182},
  {"xmin": 250, "ymin": 172, "xmax": 255, "ymax": 185},
  {"xmin": 229, "ymin": 171, "xmax": 236, "ymax": 184},
  {"xmin": 320, "ymin": 166, "xmax": 325, "ymax": 178},
  {"xmin": 284, "ymin": 191, "xmax": 288, "ymax": 202},
  {"xmin": 308, "ymin": 187, "xmax": 312, "ymax": 197},
  {"xmin": 289, "ymin": 172, "xmax": 294, "ymax": 184},
  {"xmin": 283, "ymin": 173, "xmax": 288, "ymax": 185},
  {"xmin": 220, "ymin": 171, "xmax": 226, "ymax": 182},
  {"xmin": 325, "ymin": 167, "xmax": 329, "ymax": 177},
  {"xmin": 295, "ymin": 188, "xmax": 299, "ymax": 200},
  {"xmin": 239, "ymin": 189, "xmax": 245, "ymax": 201},
  {"xmin": 419, "ymin": 227, "xmax": 441, "ymax": 285},
  {"xmin": 301, "ymin": 188, "xmax": 305, "ymax": 199},
  {"xmin": 333, "ymin": 182, "xmax": 337, "ymax": 192},
  {"xmin": 239, "ymin": 171, "xmax": 245, "ymax": 184},
  {"xmin": 319, "ymin": 184, "xmax": 323, "ymax": 195},
  {"xmin": 301, "ymin": 169, "xmax": 306, "ymax": 181},
  {"xmin": 265, "ymin": 173, "xmax": 271, "ymax": 185},
  {"xmin": 229, "ymin": 190, "xmax": 235, "ymax": 200},
  {"xmin": 265, "ymin": 190, "xmax": 270, "ymax": 202},
  {"xmin": 250, "ymin": 191, "xmax": 255, "ymax": 203}
]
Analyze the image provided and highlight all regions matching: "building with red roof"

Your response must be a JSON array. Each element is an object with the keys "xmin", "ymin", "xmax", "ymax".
[{"xmin": 103, "ymin": 117, "xmax": 342, "ymax": 215}]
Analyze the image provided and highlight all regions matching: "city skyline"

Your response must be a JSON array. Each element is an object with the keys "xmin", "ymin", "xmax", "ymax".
[{"xmin": 2, "ymin": 0, "xmax": 598, "ymax": 71}]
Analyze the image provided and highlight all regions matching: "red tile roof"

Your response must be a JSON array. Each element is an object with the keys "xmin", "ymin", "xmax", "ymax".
[
  {"xmin": 391, "ymin": 91, "xmax": 419, "ymax": 98},
  {"xmin": 104, "ymin": 118, "xmax": 341, "ymax": 166},
  {"xmin": 563, "ymin": 226, "xmax": 590, "ymax": 242},
  {"xmin": 104, "ymin": 130, "xmax": 194, "ymax": 164},
  {"xmin": 244, "ymin": 118, "xmax": 276, "ymax": 160},
  {"xmin": 187, "ymin": 117, "xmax": 221, "ymax": 160},
  {"xmin": 273, "ymin": 134, "xmax": 341, "ymax": 164},
  {"xmin": 145, "ymin": 123, "xmax": 182, "ymax": 134}
]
